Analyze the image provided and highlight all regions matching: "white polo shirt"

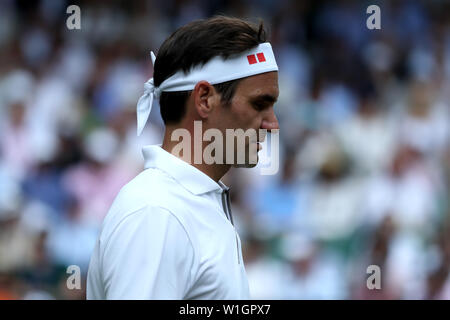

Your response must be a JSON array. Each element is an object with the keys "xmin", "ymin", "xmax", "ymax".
[{"xmin": 86, "ymin": 145, "xmax": 250, "ymax": 299}]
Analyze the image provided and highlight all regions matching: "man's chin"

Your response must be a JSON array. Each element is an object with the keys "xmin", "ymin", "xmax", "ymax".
[
  {"xmin": 227, "ymin": 142, "xmax": 260, "ymax": 168},
  {"xmin": 232, "ymin": 154, "xmax": 259, "ymax": 168}
]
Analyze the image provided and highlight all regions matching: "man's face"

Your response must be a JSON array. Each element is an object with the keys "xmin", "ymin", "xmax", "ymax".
[{"xmin": 211, "ymin": 71, "xmax": 279, "ymax": 167}]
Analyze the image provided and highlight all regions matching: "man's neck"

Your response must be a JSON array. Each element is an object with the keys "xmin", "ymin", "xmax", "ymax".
[{"xmin": 161, "ymin": 128, "xmax": 231, "ymax": 183}]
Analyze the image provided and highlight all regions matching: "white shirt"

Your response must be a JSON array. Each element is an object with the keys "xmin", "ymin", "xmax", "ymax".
[{"xmin": 87, "ymin": 145, "xmax": 250, "ymax": 299}]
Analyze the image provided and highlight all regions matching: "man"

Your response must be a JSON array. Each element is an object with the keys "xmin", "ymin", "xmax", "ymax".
[{"xmin": 87, "ymin": 16, "xmax": 279, "ymax": 299}]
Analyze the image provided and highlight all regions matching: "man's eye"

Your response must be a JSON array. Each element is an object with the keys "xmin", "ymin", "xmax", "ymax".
[{"xmin": 253, "ymin": 102, "xmax": 267, "ymax": 110}]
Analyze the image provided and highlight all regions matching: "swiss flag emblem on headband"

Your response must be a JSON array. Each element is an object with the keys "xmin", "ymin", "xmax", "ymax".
[{"xmin": 247, "ymin": 52, "xmax": 266, "ymax": 65}]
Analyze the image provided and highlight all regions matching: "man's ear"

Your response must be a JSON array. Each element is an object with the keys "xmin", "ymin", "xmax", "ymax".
[{"xmin": 193, "ymin": 81, "xmax": 220, "ymax": 119}]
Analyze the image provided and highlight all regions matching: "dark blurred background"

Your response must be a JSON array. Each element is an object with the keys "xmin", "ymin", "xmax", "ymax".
[{"xmin": 0, "ymin": 0, "xmax": 449, "ymax": 299}]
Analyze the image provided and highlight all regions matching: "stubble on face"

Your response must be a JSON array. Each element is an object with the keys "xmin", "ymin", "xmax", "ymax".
[{"xmin": 214, "ymin": 72, "xmax": 279, "ymax": 167}]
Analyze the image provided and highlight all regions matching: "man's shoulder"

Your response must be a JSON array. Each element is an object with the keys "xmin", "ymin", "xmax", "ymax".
[
  {"xmin": 99, "ymin": 168, "xmax": 190, "ymax": 237},
  {"xmin": 118, "ymin": 167, "xmax": 178, "ymax": 207}
]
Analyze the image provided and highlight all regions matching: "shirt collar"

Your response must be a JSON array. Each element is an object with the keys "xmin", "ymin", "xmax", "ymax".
[{"xmin": 142, "ymin": 145, "xmax": 227, "ymax": 195}]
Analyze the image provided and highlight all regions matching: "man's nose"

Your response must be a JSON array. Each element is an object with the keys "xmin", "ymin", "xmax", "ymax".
[{"xmin": 261, "ymin": 109, "xmax": 279, "ymax": 132}]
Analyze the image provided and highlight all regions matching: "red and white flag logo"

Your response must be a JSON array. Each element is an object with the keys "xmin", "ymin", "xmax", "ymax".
[{"xmin": 247, "ymin": 52, "xmax": 266, "ymax": 65}]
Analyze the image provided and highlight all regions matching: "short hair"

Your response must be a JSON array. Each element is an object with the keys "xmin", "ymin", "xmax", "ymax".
[{"xmin": 153, "ymin": 16, "xmax": 267, "ymax": 125}]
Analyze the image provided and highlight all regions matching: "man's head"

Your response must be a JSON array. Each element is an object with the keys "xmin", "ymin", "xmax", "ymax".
[{"xmin": 150, "ymin": 16, "xmax": 279, "ymax": 167}]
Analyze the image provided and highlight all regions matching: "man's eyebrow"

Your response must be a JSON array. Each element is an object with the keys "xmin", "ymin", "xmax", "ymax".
[{"xmin": 250, "ymin": 94, "xmax": 278, "ymax": 104}]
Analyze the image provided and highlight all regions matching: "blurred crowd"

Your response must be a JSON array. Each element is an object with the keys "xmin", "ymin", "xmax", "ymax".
[{"xmin": 0, "ymin": 0, "xmax": 448, "ymax": 299}]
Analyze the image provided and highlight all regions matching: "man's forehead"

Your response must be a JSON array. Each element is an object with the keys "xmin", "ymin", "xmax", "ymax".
[{"xmin": 239, "ymin": 71, "xmax": 279, "ymax": 96}]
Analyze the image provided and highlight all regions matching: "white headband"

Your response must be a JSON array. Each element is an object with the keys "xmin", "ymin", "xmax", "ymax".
[{"xmin": 136, "ymin": 42, "xmax": 278, "ymax": 136}]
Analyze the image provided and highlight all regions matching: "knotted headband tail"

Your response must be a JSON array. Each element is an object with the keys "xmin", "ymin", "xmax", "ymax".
[{"xmin": 136, "ymin": 52, "xmax": 159, "ymax": 136}]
